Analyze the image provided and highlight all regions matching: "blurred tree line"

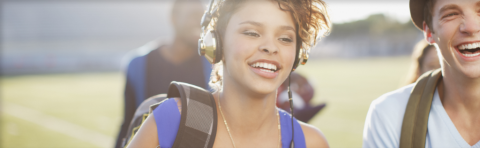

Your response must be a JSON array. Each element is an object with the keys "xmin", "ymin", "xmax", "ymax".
[{"xmin": 312, "ymin": 14, "xmax": 423, "ymax": 58}]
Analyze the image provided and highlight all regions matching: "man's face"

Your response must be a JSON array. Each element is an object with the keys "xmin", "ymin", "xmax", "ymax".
[
  {"xmin": 173, "ymin": 2, "xmax": 204, "ymax": 48},
  {"xmin": 426, "ymin": 0, "xmax": 480, "ymax": 78}
]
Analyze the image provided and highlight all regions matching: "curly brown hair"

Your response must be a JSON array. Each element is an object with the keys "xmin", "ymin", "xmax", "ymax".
[
  {"xmin": 207, "ymin": 0, "xmax": 331, "ymax": 90},
  {"xmin": 210, "ymin": 0, "xmax": 331, "ymax": 51}
]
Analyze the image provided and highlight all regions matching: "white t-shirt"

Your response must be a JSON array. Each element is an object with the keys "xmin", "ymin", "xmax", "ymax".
[{"xmin": 363, "ymin": 84, "xmax": 480, "ymax": 148}]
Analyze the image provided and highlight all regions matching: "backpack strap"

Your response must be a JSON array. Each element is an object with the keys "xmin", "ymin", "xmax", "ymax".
[
  {"xmin": 166, "ymin": 81, "xmax": 218, "ymax": 148},
  {"xmin": 400, "ymin": 68, "xmax": 442, "ymax": 148}
]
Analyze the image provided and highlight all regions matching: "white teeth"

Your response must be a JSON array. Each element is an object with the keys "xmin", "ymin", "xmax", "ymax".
[
  {"xmin": 250, "ymin": 62, "xmax": 277, "ymax": 71},
  {"xmin": 458, "ymin": 42, "xmax": 480, "ymax": 50},
  {"xmin": 462, "ymin": 52, "xmax": 480, "ymax": 57},
  {"xmin": 260, "ymin": 69, "xmax": 274, "ymax": 73}
]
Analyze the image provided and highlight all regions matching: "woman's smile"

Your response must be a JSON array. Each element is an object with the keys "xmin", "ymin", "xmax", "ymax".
[{"xmin": 248, "ymin": 59, "xmax": 282, "ymax": 79}]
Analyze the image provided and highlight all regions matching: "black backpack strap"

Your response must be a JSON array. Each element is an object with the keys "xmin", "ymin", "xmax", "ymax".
[
  {"xmin": 167, "ymin": 81, "xmax": 217, "ymax": 148},
  {"xmin": 400, "ymin": 68, "xmax": 442, "ymax": 148}
]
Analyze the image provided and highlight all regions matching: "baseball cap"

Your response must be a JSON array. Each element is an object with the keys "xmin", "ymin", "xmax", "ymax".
[{"xmin": 410, "ymin": 0, "xmax": 428, "ymax": 30}]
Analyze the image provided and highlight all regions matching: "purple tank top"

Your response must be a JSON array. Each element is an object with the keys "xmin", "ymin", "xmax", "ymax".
[{"xmin": 153, "ymin": 98, "xmax": 306, "ymax": 148}]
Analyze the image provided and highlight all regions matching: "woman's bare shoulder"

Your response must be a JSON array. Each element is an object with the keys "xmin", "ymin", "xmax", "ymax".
[
  {"xmin": 126, "ymin": 97, "xmax": 182, "ymax": 148},
  {"xmin": 299, "ymin": 122, "xmax": 329, "ymax": 148},
  {"xmin": 126, "ymin": 114, "xmax": 159, "ymax": 148}
]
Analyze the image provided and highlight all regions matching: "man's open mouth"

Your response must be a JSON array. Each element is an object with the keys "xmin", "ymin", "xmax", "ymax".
[{"xmin": 458, "ymin": 42, "xmax": 480, "ymax": 57}]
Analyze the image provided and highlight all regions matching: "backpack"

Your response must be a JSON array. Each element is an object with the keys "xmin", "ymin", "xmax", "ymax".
[
  {"xmin": 121, "ymin": 81, "xmax": 217, "ymax": 148},
  {"xmin": 400, "ymin": 68, "xmax": 442, "ymax": 148}
]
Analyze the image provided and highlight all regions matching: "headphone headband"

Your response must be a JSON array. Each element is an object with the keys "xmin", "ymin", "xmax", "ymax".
[{"xmin": 200, "ymin": 0, "xmax": 215, "ymax": 29}]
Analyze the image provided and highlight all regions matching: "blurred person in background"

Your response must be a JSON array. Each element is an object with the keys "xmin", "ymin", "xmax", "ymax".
[
  {"xmin": 115, "ymin": 0, "xmax": 210, "ymax": 147},
  {"xmin": 404, "ymin": 40, "xmax": 440, "ymax": 85},
  {"xmin": 277, "ymin": 72, "xmax": 326, "ymax": 123},
  {"xmin": 363, "ymin": 0, "xmax": 480, "ymax": 147}
]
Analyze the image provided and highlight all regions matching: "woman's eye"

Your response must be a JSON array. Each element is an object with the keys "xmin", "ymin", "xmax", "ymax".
[
  {"xmin": 279, "ymin": 37, "xmax": 293, "ymax": 43},
  {"xmin": 243, "ymin": 31, "xmax": 260, "ymax": 37}
]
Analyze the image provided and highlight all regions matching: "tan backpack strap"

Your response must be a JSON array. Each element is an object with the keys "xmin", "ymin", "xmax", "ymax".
[{"xmin": 400, "ymin": 69, "xmax": 442, "ymax": 148}]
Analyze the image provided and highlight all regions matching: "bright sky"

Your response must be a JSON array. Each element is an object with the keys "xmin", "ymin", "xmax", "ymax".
[{"xmin": 323, "ymin": 0, "xmax": 411, "ymax": 24}]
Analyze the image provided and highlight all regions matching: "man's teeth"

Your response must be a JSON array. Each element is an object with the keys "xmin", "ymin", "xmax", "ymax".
[
  {"xmin": 458, "ymin": 42, "xmax": 480, "ymax": 57},
  {"xmin": 462, "ymin": 52, "xmax": 480, "ymax": 57},
  {"xmin": 458, "ymin": 42, "xmax": 480, "ymax": 50},
  {"xmin": 251, "ymin": 62, "xmax": 277, "ymax": 71}
]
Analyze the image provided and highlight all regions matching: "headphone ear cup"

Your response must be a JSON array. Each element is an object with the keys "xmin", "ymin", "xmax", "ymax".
[
  {"xmin": 200, "ymin": 30, "xmax": 220, "ymax": 64},
  {"xmin": 213, "ymin": 30, "xmax": 223, "ymax": 63},
  {"xmin": 300, "ymin": 49, "xmax": 308, "ymax": 65}
]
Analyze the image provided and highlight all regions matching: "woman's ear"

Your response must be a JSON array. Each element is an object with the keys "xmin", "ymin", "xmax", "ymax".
[{"xmin": 423, "ymin": 22, "xmax": 436, "ymax": 44}]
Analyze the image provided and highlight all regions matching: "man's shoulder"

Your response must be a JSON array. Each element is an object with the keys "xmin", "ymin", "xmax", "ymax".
[
  {"xmin": 362, "ymin": 84, "xmax": 416, "ymax": 148},
  {"xmin": 370, "ymin": 84, "xmax": 415, "ymax": 114},
  {"xmin": 367, "ymin": 84, "xmax": 414, "ymax": 123},
  {"xmin": 122, "ymin": 40, "xmax": 164, "ymax": 70}
]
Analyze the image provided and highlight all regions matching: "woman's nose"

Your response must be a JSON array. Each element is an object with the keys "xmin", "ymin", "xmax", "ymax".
[{"xmin": 259, "ymin": 39, "xmax": 279, "ymax": 54}]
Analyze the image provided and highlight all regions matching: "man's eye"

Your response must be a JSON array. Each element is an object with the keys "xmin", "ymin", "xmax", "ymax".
[
  {"xmin": 279, "ymin": 37, "xmax": 293, "ymax": 43},
  {"xmin": 442, "ymin": 13, "xmax": 458, "ymax": 19},
  {"xmin": 243, "ymin": 31, "xmax": 260, "ymax": 37}
]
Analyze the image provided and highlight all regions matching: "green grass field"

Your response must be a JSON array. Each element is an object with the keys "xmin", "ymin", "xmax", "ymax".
[{"xmin": 1, "ymin": 56, "xmax": 411, "ymax": 148}]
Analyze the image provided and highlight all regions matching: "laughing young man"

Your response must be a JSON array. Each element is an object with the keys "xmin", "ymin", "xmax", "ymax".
[{"xmin": 363, "ymin": 0, "xmax": 480, "ymax": 147}]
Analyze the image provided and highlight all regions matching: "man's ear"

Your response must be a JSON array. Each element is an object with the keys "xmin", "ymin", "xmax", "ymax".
[{"xmin": 423, "ymin": 21, "xmax": 436, "ymax": 44}]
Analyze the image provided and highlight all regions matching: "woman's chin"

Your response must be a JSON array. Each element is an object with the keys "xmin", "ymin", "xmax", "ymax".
[{"xmin": 247, "ymin": 84, "xmax": 279, "ymax": 96}]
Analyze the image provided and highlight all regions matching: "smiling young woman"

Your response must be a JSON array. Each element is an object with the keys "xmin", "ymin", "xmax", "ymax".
[{"xmin": 127, "ymin": 0, "xmax": 331, "ymax": 147}]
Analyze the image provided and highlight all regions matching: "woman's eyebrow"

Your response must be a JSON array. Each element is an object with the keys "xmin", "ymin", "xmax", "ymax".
[
  {"xmin": 239, "ymin": 21, "xmax": 262, "ymax": 27},
  {"xmin": 280, "ymin": 26, "xmax": 296, "ymax": 32},
  {"xmin": 239, "ymin": 21, "xmax": 295, "ymax": 31}
]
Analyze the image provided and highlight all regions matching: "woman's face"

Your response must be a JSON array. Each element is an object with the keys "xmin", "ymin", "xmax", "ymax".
[{"xmin": 221, "ymin": 0, "xmax": 297, "ymax": 95}]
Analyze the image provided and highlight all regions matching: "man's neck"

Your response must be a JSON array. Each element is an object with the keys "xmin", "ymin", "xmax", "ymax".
[
  {"xmin": 440, "ymin": 68, "xmax": 480, "ymax": 113},
  {"xmin": 160, "ymin": 38, "xmax": 196, "ymax": 65},
  {"xmin": 439, "ymin": 68, "xmax": 480, "ymax": 145}
]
